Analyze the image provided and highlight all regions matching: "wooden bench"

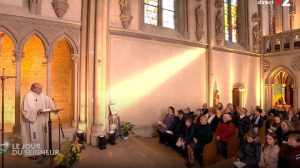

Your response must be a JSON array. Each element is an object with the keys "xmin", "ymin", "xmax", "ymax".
[
  {"xmin": 201, "ymin": 134, "xmax": 217, "ymax": 167},
  {"xmin": 227, "ymin": 128, "xmax": 239, "ymax": 158},
  {"xmin": 258, "ymin": 121, "xmax": 266, "ymax": 144}
]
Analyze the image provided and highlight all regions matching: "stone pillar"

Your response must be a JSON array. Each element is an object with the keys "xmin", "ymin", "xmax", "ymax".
[
  {"xmin": 281, "ymin": 84, "xmax": 286, "ymax": 103},
  {"xmin": 206, "ymin": 0, "xmax": 213, "ymax": 106},
  {"xmin": 45, "ymin": 52, "xmax": 53, "ymax": 97},
  {"xmin": 265, "ymin": 84, "xmax": 272, "ymax": 112},
  {"xmin": 271, "ymin": 84, "xmax": 275, "ymax": 106},
  {"xmin": 72, "ymin": 54, "xmax": 79, "ymax": 128},
  {"xmin": 12, "ymin": 50, "xmax": 24, "ymax": 134},
  {"xmin": 238, "ymin": 87, "xmax": 245, "ymax": 108},
  {"xmin": 91, "ymin": 0, "xmax": 108, "ymax": 146}
]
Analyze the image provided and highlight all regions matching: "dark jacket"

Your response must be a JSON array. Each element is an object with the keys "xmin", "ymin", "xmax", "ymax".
[
  {"xmin": 236, "ymin": 115, "xmax": 250, "ymax": 137},
  {"xmin": 171, "ymin": 116, "xmax": 186, "ymax": 136},
  {"xmin": 278, "ymin": 144, "xmax": 300, "ymax": 168},
  {"xmin": 208, "ymin": 115, "xmax": 219, "ymax": 132},
  {"xmin": 182, "ymin": 125, "xmax": 195, "ymax": 144},
  {"xmin": 194, "ymin": 123, "xmax": 213, "ymax": 145},
  {"xmin": 238, "ymin": 138, "xmax": 261, "ymax": 168},
  {"xmin": 250, "ymin": 115, "xmax": 263, "ymax": 128}
]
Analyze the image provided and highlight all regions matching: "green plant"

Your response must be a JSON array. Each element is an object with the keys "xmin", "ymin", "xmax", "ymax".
[{"xmin": 120, "ymin": 121, "xmax": 134, "ymax": 137}]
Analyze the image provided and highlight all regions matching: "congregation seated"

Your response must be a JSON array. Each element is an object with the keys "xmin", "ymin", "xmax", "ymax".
[
  {"xmin": 207, "ymin": 107, "xmax": 219, "ymax": 133},
  {"xmin": 216, "ymin": 113, "xmax": 235, "ymax": 159},
  {"xmin": 169, "ymin": 109, "xmax": 186, "ymax": 147},
  {"xmin": 284, "ymin": 108, "xmax": 299, "ymax": 124},
  {"xmin": 201, "ymin": 103, "xmax": 209, "ymax": 116},
  {"xmin": 184, "ymin": 107, "xmax": 194, "ymax": 120},
  {"xmin": 157, "ymin": 106, "xmax": 175, "ymax": 144},
  {"xmin": 236, "ymin": 132, "xmax": 261, "ymax": 168},
  {"xmin": 276, "ymin": 120, "xmax": 295, "ymax": 146},
  {"xmin": 250, "ymin": 106, "xmax": 264, "ymax": 134},
  {"xmin": 278, "ymin": 133, "xmax": 300, "ymax": 168},
  {"xmin": 235, "ymin": 107, "xmax": 250, "ymax": 147},
  {"xmin": 259, "ymin": 132, "xmax": 280, "ymax": 168},
  {"xmin": 268, "ymin": 115, "xmax": 281, "ymax": 133},
  {"xmin": 176, "ymin": 118, "xmax": 194, "ymax": 152},
  {"xmin": 192, "ymin": 108, "xmax": 201, "ymax": 125},
  {"xmin": 186, "ymin": 115, "xmax": 213, "ymax": 167}
]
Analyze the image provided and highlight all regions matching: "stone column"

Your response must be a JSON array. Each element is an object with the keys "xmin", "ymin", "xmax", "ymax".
[
  {"xmin": 238, "ymin": 87, "xmax": 245, "ymax": 108},
  {"xmin": 12, "ymin": 50, "xmax": 24, "ymax": 134},
  {"xmin": 271, "ymin": 84, "xmax": 275, "ymax": 106},
  {"xmin": 45, "ymin": 51, "xmax": 53, "ymax": 97},
  {"xmin": 281, "ymin": 84, "xmax": 286, "ymax": 103},
  {"xmin": 72, "ymin": 54, "xmax": 79, "ymax": 128},
  {"xmin": 91, "ymin": 0, "xmax": 108, "ymax": 146},
  {"xmin": 206, "ymin": 0, "xmax": 213, "ymax": 106}
]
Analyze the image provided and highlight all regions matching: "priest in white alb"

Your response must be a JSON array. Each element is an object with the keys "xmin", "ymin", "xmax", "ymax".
[{"xmin": 21, "ymin": 82, "xmax": 55, "ymax": 157}]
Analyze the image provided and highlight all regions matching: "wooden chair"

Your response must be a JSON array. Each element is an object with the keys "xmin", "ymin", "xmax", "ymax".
[
  {"xmin": 201, "ymin": 134, "xmax": 217, "ymax": 167},
  {"xmin": 227, "ymin": 128, "xmax": 239, "ymax": 158}
]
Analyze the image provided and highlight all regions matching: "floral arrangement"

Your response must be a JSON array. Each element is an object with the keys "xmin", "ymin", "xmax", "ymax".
[
  {"xmin": 120, "ymin": 121, "xmax": 134, "ymax": 137},
  {"xmin": 55, "ymin": 137, "xmax": 84, "ymax": 168}
]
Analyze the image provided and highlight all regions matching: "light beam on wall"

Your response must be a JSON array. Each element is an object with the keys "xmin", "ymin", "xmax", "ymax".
[{"xmin": 110, "ymin": 49, "xmax": 204, "ymax": 112}]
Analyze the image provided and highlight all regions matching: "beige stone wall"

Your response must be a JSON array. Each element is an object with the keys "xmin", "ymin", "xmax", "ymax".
[
  {"xmin": 109, "ymin": 36, "xmax": 207, "ymax": 127},
  {"xmin": 212, "ymin": 51, "xmax": 261, "ymax": 112},
  {"xmin": 0, "ymin": 0, "xmax": 82, "ymax": 23},
  {"xmin": 51, "ymin": 39, "xmax": 74, "ymax": 127},
  {"xmin": 0, "ymin": 34, "xmax": 16, "ymax": 132}
]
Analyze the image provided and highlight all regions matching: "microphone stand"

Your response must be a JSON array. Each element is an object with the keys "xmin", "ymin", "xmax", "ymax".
[
  {"xmin": 0, "ymin": 68, "xmax": 16, "ymax": 168},
  {"xmin": 56, "ymin": 113, "xmax": 64, "ymax": 152}
]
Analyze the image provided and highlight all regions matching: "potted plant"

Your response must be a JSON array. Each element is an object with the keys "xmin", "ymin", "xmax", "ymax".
[{"xmin": 120, "ymin": 121, "xmax": 134, "ymax": 139}]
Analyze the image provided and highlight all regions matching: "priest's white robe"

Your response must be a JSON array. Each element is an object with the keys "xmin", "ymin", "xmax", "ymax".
[{"xmin": 21, "ymin": 90, "xmax": 55, "ymax": 157}]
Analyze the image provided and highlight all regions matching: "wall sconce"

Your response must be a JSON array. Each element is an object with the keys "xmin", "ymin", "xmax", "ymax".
[{"xmin": 98, "ymin": 135, "xmax": 106, "ymax": 150}]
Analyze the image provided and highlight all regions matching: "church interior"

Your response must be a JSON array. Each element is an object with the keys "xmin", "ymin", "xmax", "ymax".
[{"xmin": 0, "ymin": 0, "xmax": 300, "ymax": 168}]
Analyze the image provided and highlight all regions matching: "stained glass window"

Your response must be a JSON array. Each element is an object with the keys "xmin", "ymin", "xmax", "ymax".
[
  {"xmin": 224, "ymin": 0, "xmax": 238, "ymax": 43},
  {"xmin": 144, "ymin": 0, "xmax": 158, "ymax": 25},
  {"xmin": 144, "ymin": 0, "xmax": 175, "ymax": 29},
  {"xmin": 162, "ymin": 0, "xmax": 175, "ymax": 29}
]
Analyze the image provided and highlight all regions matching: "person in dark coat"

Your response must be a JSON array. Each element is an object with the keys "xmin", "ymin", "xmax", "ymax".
[
  {"xmin": 236, "ymin": 132, "xmax": 261, "ymax": 168},
  {"xmin": 207, "ymin": 107, "xmax": 219, "ymax": 132},
  {"xmin": 276, "ymin": 120, "xmax": 295, "ymax": 146},
  {"xmin": 186, "ymin": 115, "xmax": 213, "ymax": 167},
  {"xmin": 250, "ymin": 106, "xmax": 264, "ymax": 134},
  {"xmin": 278, "ymin": 133, "xmax": 300, "ymax": 168},
  {"xmin": 176, "ymin": 118, "xmax": 194, "ymax": 153},
  {"xmin": 168, "ymin": 109, "xmax": 186, "ymax": 147},
  {"xmin": 236, "ymin": 107, "xmax": 250, "ymax": 147}
]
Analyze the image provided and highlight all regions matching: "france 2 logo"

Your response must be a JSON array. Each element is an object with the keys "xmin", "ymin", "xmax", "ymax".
[{"xmin": 276, "ymin": 0, "xmax": 291, "ymax": 6}]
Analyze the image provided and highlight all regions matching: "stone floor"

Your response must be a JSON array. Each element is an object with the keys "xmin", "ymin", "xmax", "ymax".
[{"xmin": 3, "ymin": 135, "xmax": 235, "ymax": 168}]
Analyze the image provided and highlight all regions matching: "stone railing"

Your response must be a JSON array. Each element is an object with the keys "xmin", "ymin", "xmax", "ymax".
[{"xmin": 263, "ymin": 28, "xmax": 300, "ymax": 54}]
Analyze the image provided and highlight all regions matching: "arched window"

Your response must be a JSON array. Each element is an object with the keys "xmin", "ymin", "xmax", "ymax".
[
  {"xmin": 144, "ymin": 0, "xmax": 175, "ymax": 29},
  {"xmin": 224, "ymin": 0, "xmax": 238, "ymax": 43}
]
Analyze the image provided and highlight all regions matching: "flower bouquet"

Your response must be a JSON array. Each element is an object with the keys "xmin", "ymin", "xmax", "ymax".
[{"xmin": 55, "ymin": 137, "xmax": 84, "ymax": 168}]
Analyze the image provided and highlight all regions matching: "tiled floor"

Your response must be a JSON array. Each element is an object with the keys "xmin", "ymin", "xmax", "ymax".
[{"xmin": 3, "ymin": 135, "xmax": 235, "ymax": 168}]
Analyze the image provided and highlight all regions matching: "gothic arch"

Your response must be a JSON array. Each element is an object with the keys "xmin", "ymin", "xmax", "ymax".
[
  {"xmin": 50, "ymin": 33, "xmax": 79, "ymax": 55},
  {"xmin": 266, "ymin": 65, "xmax": 297, "ymax": 85},
  {"xmin": 18, "ymin": 30, "xmax": 49, "ymax": 52},
  {"xmin": 264, "ymin": 65, "xmax": 298, "ymax": 112},
  {"xmin": 0, "ymin": 25, "xmax": 18, "ymax": 49}
]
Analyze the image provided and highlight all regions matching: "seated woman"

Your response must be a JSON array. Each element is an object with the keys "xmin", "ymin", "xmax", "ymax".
[
  {"xmin": 250, "ymin": 106, "xmax": 264, "ymax": 134},
  {"xmin": 207, "ymin": 107, "xmax": 219, "ymax": 133},
  {"xmin": 236, "ymin": 132, "xmax": 261, "ymax": 168},
  {"xmin": 216, "ymin": 113, "xmax": 235, "ymax": 159},
  {"xmin": 278, "ymin": 133, "xmax": 300, "ymax": 168},
  {"xmin": 276, "ymin": 120, "xmax": 295, "ymax": 146},
  {"xmin": 157, "ymin": 106, "xmax": 175, "ymax": 144},
  {"xmin": 259, "ymin": 132, "xmax": 280, "ymax": 168},
  {"xmin": 186, "ymin": 115, "xmax": 212, "ymax": 167},
  {"xmin": 176, "ymin": 118, "xmax": 194, "ymax": 152}
]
